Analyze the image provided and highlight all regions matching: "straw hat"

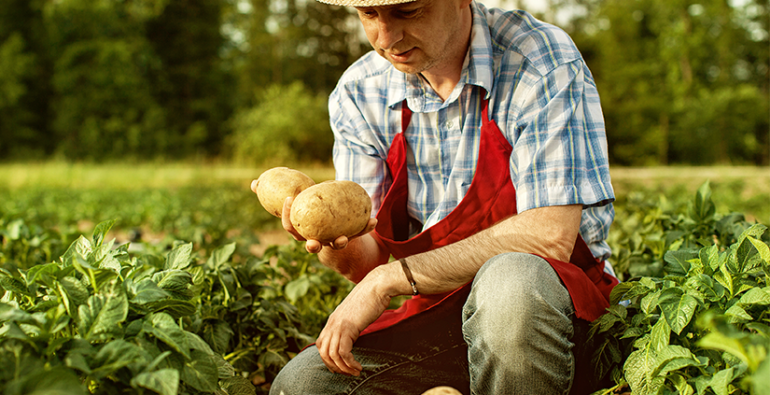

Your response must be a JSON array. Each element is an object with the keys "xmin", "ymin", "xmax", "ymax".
[{"xmin": 316, "ymin": 0, "xmax": 417, "ymax": 7}]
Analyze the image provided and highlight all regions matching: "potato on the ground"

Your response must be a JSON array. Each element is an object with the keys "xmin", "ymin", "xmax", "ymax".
[
  {"xmin": 421, "ymin": 387, "xmax": 462, "ymax": 395},
  {"xmin": 253, "ymin": 167, "xmax": 315, "ymax": 217},
  {"xmin": 290, "ymin": 180, "xmax": 372, "ymax": 243}
]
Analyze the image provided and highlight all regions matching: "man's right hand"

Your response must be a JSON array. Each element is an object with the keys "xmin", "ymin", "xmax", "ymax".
[{"xmin": 281, "ymin": 196, "xmax": 378, "ymax": 254}]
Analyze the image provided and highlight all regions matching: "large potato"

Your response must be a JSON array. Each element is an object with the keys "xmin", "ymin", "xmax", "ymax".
[
  {"xmin": 253, "ymin": 167, "xmax": 316, "ymax": 217},
  {"xmin": 290, "ymin": 180, "xmax": 372, "ymax": 243}
]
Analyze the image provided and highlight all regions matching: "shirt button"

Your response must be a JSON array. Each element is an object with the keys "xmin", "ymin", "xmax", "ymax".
[{"xmin": 445, "ymin": 121, "xmax": 453, "ymax": 129}]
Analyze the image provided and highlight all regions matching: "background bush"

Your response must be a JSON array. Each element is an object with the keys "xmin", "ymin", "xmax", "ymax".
[{"xmin": 228, "ymin": 82, "xmax": 334, "ymax": 166}]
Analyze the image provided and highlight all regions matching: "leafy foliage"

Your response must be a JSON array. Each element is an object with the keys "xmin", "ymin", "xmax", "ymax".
[
  {"xmin": 0, "ymin": 220, "xmax": 352, "ymax": 394},
  {"xmin": 228, "ymin": 82, "xmax": 334, "ymax": 166},
  {"xmin": 589, "ymin": 183, "xmax": 770, "ymax": 394}
]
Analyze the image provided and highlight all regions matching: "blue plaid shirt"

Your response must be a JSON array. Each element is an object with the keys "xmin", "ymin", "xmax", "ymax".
[{"xmin": 329, "ymin": 2, "xmax": 615, "ymax": 261}]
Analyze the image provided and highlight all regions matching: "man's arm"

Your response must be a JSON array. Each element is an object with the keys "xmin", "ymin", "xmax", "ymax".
[{"xmin": 315, "ymin": 203, "xmax": 582, "ymax": 376}]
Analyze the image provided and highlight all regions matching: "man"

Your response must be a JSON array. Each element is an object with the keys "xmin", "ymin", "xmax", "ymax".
[{"xmin": 266, "ymin": 0, "xmax": 618, "ymax": 393}]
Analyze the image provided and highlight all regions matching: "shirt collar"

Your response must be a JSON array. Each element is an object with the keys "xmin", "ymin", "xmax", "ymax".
[{"xmin": 386, "ymin": 1, "xmax": 494, "ymax": 111}]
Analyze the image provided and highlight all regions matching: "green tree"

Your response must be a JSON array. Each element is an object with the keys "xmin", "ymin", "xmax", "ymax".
[
  {"xmin": 0, "ymin": 0, "xmax": 53, "ymax": 160},
  {"xmin": 227, "ymin": 82, "xmax": 333, "ymax": 166},
  {"xmin": 146, "ymin": 0, "xmax": 234, "ymax": 158},
  {"xmin": 45, "ymin": 0, "xmax": 168, "ymax": 161},
  {"xmin": 229, "ymin": 0, "xmax": 368, "ymax": 102},
  {"xmin": 559, "ymin": 0, "xmax": 769, "ymax": 165}
]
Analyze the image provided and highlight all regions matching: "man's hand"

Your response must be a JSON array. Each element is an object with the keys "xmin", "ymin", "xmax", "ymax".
[
  {"xmin": 315, "ymin": 272, "xmax": 392, "ymax": 376},
  {"xmin": 281, "ymin": 196, "xmax": 378, "ymax": 254}
]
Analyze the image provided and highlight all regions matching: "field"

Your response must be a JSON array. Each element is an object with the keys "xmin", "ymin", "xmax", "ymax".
[{"xmin": 1, "ymin": 163, "xmax": 768, "ymax": 395}]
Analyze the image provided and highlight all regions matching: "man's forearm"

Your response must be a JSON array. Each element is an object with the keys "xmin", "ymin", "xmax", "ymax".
[{"xmin": 369, "ymin": 204, "xmax": 583, "ymax": 297}]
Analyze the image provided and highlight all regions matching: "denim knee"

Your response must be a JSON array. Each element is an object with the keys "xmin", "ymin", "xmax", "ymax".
[
  {"xmin": 461, "ymin": 252, "xmax": 576, "ymax": 394},
  {"xmin": 270, "ymin": 346, "xmax": 335, "ymax": 395}
]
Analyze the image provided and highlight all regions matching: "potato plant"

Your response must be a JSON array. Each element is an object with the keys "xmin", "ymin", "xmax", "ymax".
[
  {"xmin": 589, "ymin": 184, "xmax": 770, "ymax": 395},
  {"xmin": 1, "ymin": 177, "xmax": 768, "ymax": 394},
  {"xmin": 0, "ymin": 220, "xmax": 351, "ymax": 394}
]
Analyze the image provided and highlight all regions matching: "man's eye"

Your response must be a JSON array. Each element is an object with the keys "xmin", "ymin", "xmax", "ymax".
[
  {"xmin": 399, "ymin": 9, "xmax": 418, "ymax": 17},
  {"xmin": 359, "ymin": 9, "xmax": 377, "ymax": 18}
]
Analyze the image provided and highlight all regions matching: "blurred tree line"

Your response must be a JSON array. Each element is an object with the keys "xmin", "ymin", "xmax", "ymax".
[{"xmin": 0, "ymin": 0, "xmax": 767, "ymax": 165}]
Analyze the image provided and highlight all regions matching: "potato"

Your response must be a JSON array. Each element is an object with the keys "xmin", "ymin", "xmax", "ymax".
[
  {"xmin": 253, "ymin": 167, "xmax": 316, "ymax": 217},
  {"xmin": 421, "ymin": 387, "xmax": 462, "ymax": 395},
  {"xmin": 290, "ymin": 180, "xmax": 372, "ymax": 243}
]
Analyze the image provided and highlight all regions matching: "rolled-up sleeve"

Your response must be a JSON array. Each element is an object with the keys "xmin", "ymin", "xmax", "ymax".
[{"xmin": 509, "ymin": 59, "xmax": 614, "ymax": 213}]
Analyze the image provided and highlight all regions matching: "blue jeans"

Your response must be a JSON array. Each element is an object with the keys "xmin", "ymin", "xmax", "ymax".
[{"xmin": 270, "ymin": 253, "xmax": 580, "ymax": 395}]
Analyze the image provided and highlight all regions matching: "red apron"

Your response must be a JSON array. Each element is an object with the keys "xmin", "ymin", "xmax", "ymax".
[{"xmin": 360, "ymin": 98, "xmax": 618, "ymax": 337}]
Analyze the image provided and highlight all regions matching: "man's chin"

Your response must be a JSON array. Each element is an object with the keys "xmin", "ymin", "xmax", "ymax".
[{"xmin": 389, "ymin": 61, "xmax": 426, "ymax": 75}]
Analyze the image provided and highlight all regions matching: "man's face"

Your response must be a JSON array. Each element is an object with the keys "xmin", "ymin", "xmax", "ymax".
[{"xmin": 355, "ymin": 0, "xmax": 471, "ymax": 76}]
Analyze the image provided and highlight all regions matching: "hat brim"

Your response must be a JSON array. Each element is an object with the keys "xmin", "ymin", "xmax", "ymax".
[{"xmin": 316, "ymin": 0, "xmax": 417, "ymax": 7}]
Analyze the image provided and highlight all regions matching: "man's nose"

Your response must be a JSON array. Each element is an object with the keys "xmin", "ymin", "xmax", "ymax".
[{"xmin": 376, "ymin": 15, "xmax": 403, "ymax": 50}]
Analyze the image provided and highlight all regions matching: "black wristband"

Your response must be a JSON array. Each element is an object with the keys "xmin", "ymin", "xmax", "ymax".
[{"xmin": 400, "ymin": 258, "xmax": 419, "ymax": 296}]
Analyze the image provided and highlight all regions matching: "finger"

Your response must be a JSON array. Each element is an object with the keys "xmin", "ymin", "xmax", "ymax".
[
  {"xmin": 331, "ymin": 235, "xmax": 349, "ymax": 250},
  {"xmin": 306, "ymin": 239, "xmax": 323, "ymax": 254},
  {"xmin": 353, "ymin": 218, "xmax": 378, "ymax": 238},
  {"xmin": 250, "ymin": 179, "xmax": 258, "ymax": 194},
  {"xmin": 281, "ymin": 197, "xmax": 306, "ymax": 241},
  {"xmin": 327, "ymin": 333, "xmax": 358, "ymax": 376},
  {"xmin": 339, "ymin": 336, "xmax": 362, "ymax": 375},
  {"xmin": 316, "ymin": 332, "xmax": 339, "ymax": 374}
]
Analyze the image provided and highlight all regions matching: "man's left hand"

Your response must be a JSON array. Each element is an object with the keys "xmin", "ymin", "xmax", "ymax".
[{"xmin": 315, "ymin": 274, "xmax": 391, "ymax": 376}]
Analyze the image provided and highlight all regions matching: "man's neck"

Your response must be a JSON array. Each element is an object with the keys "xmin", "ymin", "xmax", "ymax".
[{"xmin": 419, "ymin": 7, "xmax": 473, "ymax": 101}]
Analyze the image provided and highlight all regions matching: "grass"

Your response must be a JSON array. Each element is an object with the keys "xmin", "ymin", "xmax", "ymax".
[
  {"xmin": 1, "ymin": 162, "xmax": 767, "ymax": 222},
  {"xmin": 0, "ymin": 161, "xmax": 336, "ymax": 189}
]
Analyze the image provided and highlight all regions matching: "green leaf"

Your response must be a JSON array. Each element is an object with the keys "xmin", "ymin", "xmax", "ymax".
[
  {"xmin": 0, "ymin": 274, "xmax": 33, "ymax": 296},
  {"xmin": 92, "ymin": 220, "xmax": 116, "ymax": 248},
  {"xmin": 624, "ymin": 348, "xmax": 664, "ymax": 395},
  {"xmin": 691, "ymin": 181, "xmax": 716, "ymax": 222},
  {"xmin": 686, "ymin": 274, "xmax": 726, "ymax": 303},
  {"xmin": 714, "ymin": 264, "xmax": 734, "ymax": 297},
  {"xmin": 664, "ymin": 249, "xmax": 697, "ymax": 276},
  {"xmin": 144, "ymin": 299, "xmax": 197, "ymax": 318},
  {"xmin": 725, "ymin": 304, "xmax": 753, "ymax": 323},
  {"xmin": 64, "ymin": 351, "xmax": 92, "ymax": 375},
  {"xmin": 152, "ymin": 270, "xmax": 193, "ymax": 300},
  {"xmin": 0, "ymin": 302, "xmax": 35, "ymax": 323},
  {"xmin": 92, "ymin": 241, "xmax": 122, "ymax": 272},
  {"xmin": 77, "ymin": 290, "xmax": 128, "ymax": 341},
  {"xmin": 709, "ymin": 367, "xmax": 735, "ymax": 395},
  {"xmin": 6, "ymin": 366, "xmax": 88, "ymax": 395},
  {"xmin": 25, "ymin": 262, "xmax": 61, "ymax": 286},
  {"xmin": 202, "ymin": 319, "xmax": 234, "ymax": 354},
  {"xmin": 698, "ymin": 244, "xmax": 719, "ymax": 275},
  {"xmin": 641, "ymin": 289, "xmax": 662, "ymax": 315},
  {"xmin": 59, "ymin": 276, "xmax": 90, "ymax": 306},
  {"xmin": 181, "ymin": 349, "xmax": 219, "ymax": 392},
  {"xmin": 753, "ymin": 357, "xmax": 770, "ymax": 395},
  {"xmin": 649, "ymin": 317, "xmax": 671, "ymax": 352},
  {"xmin": 131, "ymin": 368, "xmax": 179, "ymax": 395},
  {"xmin": 220, "ymin": 376, "xmax": 257, "ymax": 395},
  {"xmin": 738, "ymin": 287, "xmax": 770, "ymax": 306},
  {"xmin": 144, "ymin": 312, "xmax": 190, "ymax": 359},
  {"xmin": 659, "ymin": 288, "xmax": 698, "ymax": 335},
  {"xmin": 748, "ymin": 237, "xmax": 770, "ymax": 265},
  {"xmin": 698, "ymin": 332, "xmax": 749, "ymax": 367},
  {"xmin": 285, "ymin": 276, "xmax": 310, "ymax": 303},
  {"xmin": 128, "ymin": 278, "xmax": 171, "ymax": 305},
  {"xmin": 164, "ymin": 242, "xmax": 193, "ymax": 271},
  {"xmin": 61, "ymin": 236, "xmax": 93, "ymax": 266},
  {"xmin": 206, "ymin": 242, "xmax": 236, "ymax": 270},
  {"xmin": 608, "ymin": 281, "xmax": 634, "ymax": 305},
  {"xmin": 651, "ymin": 345, "xmax": 698, "ymax": 376},
  {"xmin": 90, "ymin": 340, "xmax": 144, "ymax": 379}
]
